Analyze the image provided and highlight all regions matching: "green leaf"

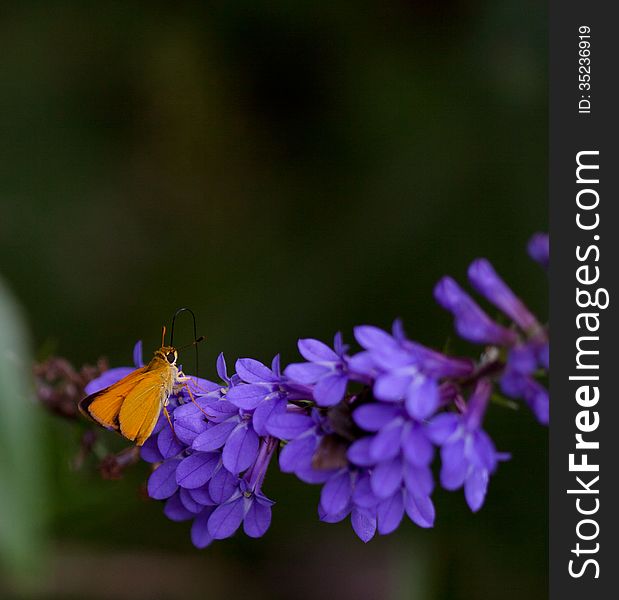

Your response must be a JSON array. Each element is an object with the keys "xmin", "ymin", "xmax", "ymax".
[{"xmin": 0, "ymin": 276, "xmax": 48, "ymax": 588}]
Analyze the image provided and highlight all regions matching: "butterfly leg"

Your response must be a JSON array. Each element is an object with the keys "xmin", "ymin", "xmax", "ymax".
[
  {"xmin": 163, "ymin": 404, "xmax": 178, "ymax": 441},
  {"xmin": 175, "ymin": 373, "xmax": 213, "ymax": 419}
]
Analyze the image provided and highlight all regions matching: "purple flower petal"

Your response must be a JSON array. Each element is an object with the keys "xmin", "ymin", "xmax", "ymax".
[
  {"xmin": 402, "ymin": 425, "xmax": 434, "ymax": 467},
  {"xmin": 333, "ymin": 332, "xmax": 345, "ymax": 355},
  {"xmin": 192, "ymin": 420, "xmax": 237, "ymax": 452},
  {"xmin": 147, "ymin": 458, "xmax": 181, "ymax": 500},
  {"xmin": 465, "ymin": 468, "xmax": 489, "ymax": 512},
  {"xmin": 296, "ymin": 467, "xmax": 335, "ymax": 484},
  {"xmin": 320, "ymin": 470, "xmax": 353, "ymax": 516},
  {"xmin": 243, "ymin": 499, "xmax": 272, "ymax": 538},
  {"xmin": 235, "ymin": 358, "xmax": 277, "ymax": 383},
  {"xmin": 347, "ymin": 437, "xmax": 374, "ymax": 467},
  {"xmin": 216, "ymin": 353, "xmax": 229, "ymax": 382},
  {"xmin": 369, "ymin": 422, "xmax": 403, "ymax": 462},
  {"xmin": 208, "ymin": 496, "xmax": 245, "ymax": 539},
  {"xmin": 313, "ymin": 373, "xmax": 348, "ymax": 407},
  {"xmin": 173, "ymin": 415, "xmax": 209, "ymax": 446},
  {"xmin": 351, "ymin": 506, "xmax": 377, "ymax": 543},
  {"xmin": 347, "ymin": 351, "xmax": 377, "ymax": 377},
  {"xmin": 377, "ymin": 490, "xmax": 404, "ymax": 535},
  {"xmin": 176, "ymin": 452, "xmax": 219, "ymax": 489},
  {"xmin": 537, "ymin": 343, "xmax": 549, "ymax": 370},
  {"xmin": 163, "ymin": 493, "xmax": 193, "ymax": 522},
  {"xmin": 352, "ymin": 474, "xmax": 380, "ymax": 508},
  {"xmin": 403, "ymin": 463, "xmax": 434, "ymax": 496},
  {"xmin": 284, "ymin": 362, "xmax": 331, "ymax": 385},
  {"xmin": 223, "ymin": 424, "xmax": 259, "ymax": 474},
  {"xmin": 189, "ymin": 484, "xmax": 217, "ymax": 506},
  {"xmin": 354, "ymin": 325, "xmax": 398, "ymax": 352},
  {"xmin": 470, "ymin": 429, "xmax": 499, "ymax": 472},
  {"xmin": 191, "ymin": 508, "xmax": 215, "ymax": 549},
  {"xmin": 434, "ymin": 276, "xmax": 517, "ymax": 346},
  {"xmin": 414, "ymin": 345, "xmax": 474, "ymax": 379},
  {"xmin": 149, "ymin": 411, "xmax": 169, "ymax": 436},
  {"xmin": 140, "ymin": 436, "xmax": 164, "ymax": 464},
  {"xmin": 508, "ymin": 346, "xmax": 537, "ymax": 375},
  {"xmin": 226, "ymin": 383, "xmax": 270, "ymax": 410},
  {"xmin": 371, "ymin": 456, "xmax": 403, "ymax": 499},
  {"xmin": 271, "ymin": 354, "xmax": 281, "ymax": 376},
  {"xmin": 298, "ymin": 338, "xmax": 340, "ymax": 362},
  {"xmin": 440, "ymin": 440, "xmax": 468, "ymax": 490},
  {"xmin": 468, "ymin": 259, "xmax": 539, "ymax": 332},
  {"xmin": 319, "ymin": 503, "xmax": 350, "ymax": 523},
  {"xmin": 500, "ymin": 370, "xmax": 526, "ymax": 397},
  {"xmin": 266, "ymin": 412, "xmax": 314, "ymax": 440},
  {"xmin": 368, "ymin": 346, "xmax": 413, "ymax": 371},
  {"xmin": 405, "ymin": 376, "xmax": 439, "ymax": 420},
  {"xmin": 208, "ymin": 467, "xmax": 239, "ymax": 504},
  {"xmin": 172, "ymin": 400, "xmax": 208, "ymax": 421},
  {"xmin": 185, "ymin": 377, "xmax": 221, "ymax": 395},
  {"xmin": 522, "ymin": 379, "xmax": 550, "ymax": 425},
  {"xmin": 427, "ymin": 413, "xmax": 460, "ymax": 445},
  {"xmin": 374, "ymin": 373, "xmax": 411, "ymax": 402},
  {"xmin": 157, "ymin": 425, "xmax": 184, "ymax": 459},
  {"xmin": 279, "ymin": 435, "xmax": 318, "ymax": 473},
  {"xmin": 528, "ymin": 232, "xmax": 549, "ymax": 268},
  {"xmin": 179, "ymin": 487, "xmax": 203, "ymax": 514},
  {"xmin": 405, "ymin": 492, "xmax": 435, "ymax": 528},
  {"xmin": 199, "ymin": 399, "xmax": 239, "ymax": 422},
  {"xmin": 353, "ymin": 404, "xmax": 400, "ymax": 432},
  {"xmin": 252, "ymin": 396, "xmax": 286, "ymax": 436},
  {"xmin": 132, "ymin": 341, "xmax": 144, "ymax": 367}
]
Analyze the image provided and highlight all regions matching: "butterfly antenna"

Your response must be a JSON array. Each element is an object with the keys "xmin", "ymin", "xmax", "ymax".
[{"xmin": 170, "ymin": 307, "xmax": 201, "ymax": 377}]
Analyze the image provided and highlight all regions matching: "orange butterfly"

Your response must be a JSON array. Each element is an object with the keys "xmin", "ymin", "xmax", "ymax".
[{"xmin": 79, "ymin": 324, "xmax": 203, "ymax": 446}]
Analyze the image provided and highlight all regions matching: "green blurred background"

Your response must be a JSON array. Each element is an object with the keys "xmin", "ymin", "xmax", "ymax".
[{"xmin": 0, "ymin": 1, "xmax": 547, "ymax": 599}]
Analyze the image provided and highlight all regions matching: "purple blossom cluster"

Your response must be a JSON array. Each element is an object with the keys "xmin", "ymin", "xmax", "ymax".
[
  {"xmin": 84, "ymin": 233, "xmax": 548, "ymax": 547},
  {"xmin": 86, "ymin": 351, "xmax": 278, "ymax": 548},
  {"xmin": 434, "ymin": 232, "xmax": 549, "ymax": 424}
]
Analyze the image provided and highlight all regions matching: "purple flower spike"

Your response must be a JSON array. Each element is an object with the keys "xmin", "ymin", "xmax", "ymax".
[
  {"xmin": 91, "ymin": 231, "xmax": 547, "ymax": 549},
  {"xmin": 434, "ymin": 277, "xmax": 518, "ymax": 346},
  {"xmin": 528, "ymin": 232, "xmax": 549, "ymax": 269},
  {"xmin": 468, "ymin": 259, "xmax": 540, "ymax": 334}
]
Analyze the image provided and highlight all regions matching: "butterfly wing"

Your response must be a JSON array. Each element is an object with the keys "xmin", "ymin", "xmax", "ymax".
[
  {"xmin": 117, "ymin": 368, "xmax": 172, "ymax": 446},
  {"xmin": 79, "ymin": 366, "xmax": 150, "ymax": 431}
]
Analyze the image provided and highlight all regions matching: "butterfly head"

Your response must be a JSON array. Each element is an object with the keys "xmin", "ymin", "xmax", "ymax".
[{"xmin": 156, "ymin": 346, "xmax": 178, "ymax": 365}]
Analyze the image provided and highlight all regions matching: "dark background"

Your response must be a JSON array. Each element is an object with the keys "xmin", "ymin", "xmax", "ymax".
[{"xmin": 0, "ymin": 2, "xmax": 547, "ymax": 599}]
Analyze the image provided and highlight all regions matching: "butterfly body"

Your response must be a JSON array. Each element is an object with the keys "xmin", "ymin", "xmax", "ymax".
[{"xmin": 79, "ymin": 345, "xmax": 184, "ymax": 446}]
